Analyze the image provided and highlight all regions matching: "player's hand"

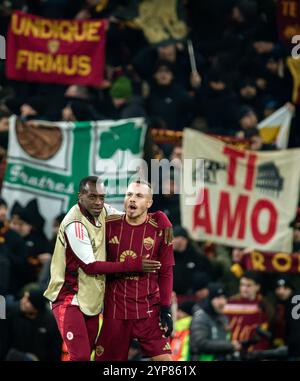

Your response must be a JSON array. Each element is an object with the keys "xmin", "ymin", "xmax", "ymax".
[
  {"xmin": 159, "ymin": 306, "xmax": 173, "ymax": 337},
  {"xmin": 141, "ymin": 258, "xmax": 161, "ymax": 273}
]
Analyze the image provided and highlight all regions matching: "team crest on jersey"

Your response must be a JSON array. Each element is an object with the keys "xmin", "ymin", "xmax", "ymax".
[
  {"xmin": 120, "ymin": 250, "xmax": 137, "ymax": 262},
  {"xmin": 95, "ymin": 345, "xmax": 104, "ymax": 357},
  {"xmin": 143, "ymin": 236, "xmax": 154, "ymax": 250}
]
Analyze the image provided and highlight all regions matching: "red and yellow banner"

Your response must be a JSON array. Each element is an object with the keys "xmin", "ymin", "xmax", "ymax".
[
  {"xmin": 242, "ymin": 250, "xmax": 300, "ymax": 273},
  {"xmin": 6, "ymin": 11, "xmax": 107, "ymax": 86}
]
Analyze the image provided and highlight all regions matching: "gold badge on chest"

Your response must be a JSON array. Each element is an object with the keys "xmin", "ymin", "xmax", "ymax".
[{"xmin": 143, "ymin": 236, "xmax": 154, "ymax": 250}]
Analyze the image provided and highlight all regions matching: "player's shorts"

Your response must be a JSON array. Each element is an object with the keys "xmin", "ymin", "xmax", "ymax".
[
  {"xmin": 52, "ymin": 298, "xmax": 99, "ymax": 361},
  {"xmin": 95, "ymin": 312, "xmax": 172, "ymax": 361}
]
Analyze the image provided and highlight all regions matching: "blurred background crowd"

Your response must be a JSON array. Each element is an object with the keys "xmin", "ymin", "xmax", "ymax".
[{"xmin": 0, "ymin": 0, "xmax": 300, "ymax": 361}]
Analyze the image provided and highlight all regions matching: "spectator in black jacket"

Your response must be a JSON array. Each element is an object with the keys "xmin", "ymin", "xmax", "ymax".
[
  {"xmin": 3, "ymin": 288, "xmax": 61, "ymax": 361},
  {"xmin": 195, "ymin": 70, "xmax": 239, "ymax": 136},
  {"xmin": 189, "ymin": 283, "xmax": 241, "ymax": 360},
  {"xmin": 146, "ymin": 60, "xmax": 195, "ymax": 131},
  {"xmin": 10, "ymin": 199, "xmax": 52, "ymax": 285},
  {"xmin": 0, "ymin": 198, "xmax": 28, "ymax": 296},
  {"xmin": 172, "ymin": 226, "xmax": 214, "ymax": 298}
]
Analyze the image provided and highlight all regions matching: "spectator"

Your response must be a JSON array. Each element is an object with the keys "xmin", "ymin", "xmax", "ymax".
[
  {"xmin": 132, "ymin": 39, "xmax": 203, "ymax": 89},
  {"xmin": 0, "ymin": 111, "xmax": 10, "ymax": 152},
  {"xmin": 10, "ymin": 199, "xmax": 52, "ymax": 284},
  {"xmin": 244, "ymin": 127, "xmax": 277, "ymax": 151},
  {"xmin": 3, "ymin": 288, "xmax": 61, "ymax": 361},
  {"xmin": 151, "ymin": 171, "xmax": 181, "ymax": 225},
  {"xmin": 20, "ymin": 97, "xmax": 47, "ymax": 121},
  {"xmin": 146, "ymin": 60, "xmax": 195, "ymax": 132},
  {"xmin": 0, "ymin": 199, "xmax": 28, "ymax": 296},
  {"xmin": 171, "ymin": 300, "xmax": 194, "ymax": 361},
  {"xmin": 62, "ymin": 99, "xmax": 96, "ymax": 122},
  {"xmin": 189, "ymin": 283, "xmax": 241, "ymax": 360},
  {"xmin": 172, "ymin": 226, "xmax": 214, "ymax": 299},
  {"xmin": 236, "ymin": 105, "xmax": 258, "ymax": 137},
  {"xmin": 107, "ymin": 75, "xmax": 147, "ymax": 119},
  {"xmin": 195, "ymin": 69, "xmax": 239, "ymax": 136},
  {"xmin": 224, "ymin": 272, "xmax": 273, "ymax": 350}
]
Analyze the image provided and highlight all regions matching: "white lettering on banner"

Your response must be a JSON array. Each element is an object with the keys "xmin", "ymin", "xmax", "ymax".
[{"xmin": 9, "ymin": 164, "xmax": 74, "ymax": 194}]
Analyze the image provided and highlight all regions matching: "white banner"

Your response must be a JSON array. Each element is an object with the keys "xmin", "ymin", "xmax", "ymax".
[{"xmin": 181, "ymin": 129, "xmax": 300, "ymax": 252}]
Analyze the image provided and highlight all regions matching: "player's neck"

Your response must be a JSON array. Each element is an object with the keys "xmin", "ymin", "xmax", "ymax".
[{"xmin": 125, "ymin": 213, "xmax": 148, "ymax": 226}]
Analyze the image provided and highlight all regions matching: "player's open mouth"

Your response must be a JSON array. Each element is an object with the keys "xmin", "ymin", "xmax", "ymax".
[{"xmin": 128, "ymin": 205, "xmax": 137, "ymax": 210}]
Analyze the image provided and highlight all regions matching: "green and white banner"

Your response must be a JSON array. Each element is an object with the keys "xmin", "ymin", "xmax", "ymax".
[{"xmin": 2, "ymin": 116, "xmax": 147, "ymax": 237}]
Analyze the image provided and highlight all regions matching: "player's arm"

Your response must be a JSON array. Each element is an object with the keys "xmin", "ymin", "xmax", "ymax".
[
  {"xmin": 157, "ymin": 225, "xmax": 175, "ymax": 337},
  {"xmin": 65, "ymin": 222, "xmax": 160, "ymax": 275}
]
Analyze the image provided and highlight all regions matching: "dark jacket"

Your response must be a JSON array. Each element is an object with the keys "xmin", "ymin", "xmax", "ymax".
[
  {"xmin": 147, "ymin": 82, "xmax": 194, "ymax": 131},
  {"xmin": 3, "ymin": 301, "xmax": 61, "ymax": 361},
  {"xmin": 173, "ymin": 242, "xmax": 213, "ymax": 295},
  {"xmin": 2, "ymin": 226, "xmax": 28, "ymax": 295},
  {"xmin": 189, "ymin": 301, "xmax": 234, "ymax": 360},
  {"xmin": 195, "ymin": 84, "xmax": 239, "ymax": 135},
  {"xmin": 111, "ymin": 96, "xmax": 148, "ymax": 120},
  {"xmin": 0, "ymin": 244, "xmax": 10, "ymax": 295}
]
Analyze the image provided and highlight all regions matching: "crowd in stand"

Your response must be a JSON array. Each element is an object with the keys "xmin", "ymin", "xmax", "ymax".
[{"xmin": 0, "ymin": 0, "xmax": 300, "ymax": 361}]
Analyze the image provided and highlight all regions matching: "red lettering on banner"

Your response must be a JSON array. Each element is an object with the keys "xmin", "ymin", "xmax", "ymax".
[
  {"xmin": 244, "ymin": 153, "xmax": 257, "ymax": 190},
  {"xmin": 223, "ymin": 146, "xmax": 245, "ymax": 186},
  {"xmin": 251, "ymin": 200, "xmax": 277, "ymax": 244},
  {"xmin": 193, "ymin": 188, "xmax": 277, "ymax": 245},
  {"xmin": 193, "ymin": 188, "xmax": 212, "ymax": 233},
  {"xmin": 216, "ymin": 192, "xmax": 248, "ymax": 239}
]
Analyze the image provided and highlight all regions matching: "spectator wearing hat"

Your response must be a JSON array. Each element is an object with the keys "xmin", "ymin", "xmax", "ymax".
[
  {"xmin": 0, "ymin": 199, "xmax": 28, "ymax": 296},
  {"xmin": 189, "ymin": 283, "xmax": 241, "ymax": 361},
  {"xmin": 107, "ymin": 75, "xmax": 147, "ymax": 120},
  {"xmin": 236, "ymin": 105, "xmax": 258, "ymax": 137},
  {"xmin": 10, "ymin": 199, "xmax": 52, "ymax": 285},
  {"xmin": 3, "ymin": 288, "xmax": 61, "ymax": 361},
  {"xmin": 194, "ymin": 69, "xmax": 240, "ymax": 136},
  {"xmin": 273, "ymin": 276, "xmax": 300, "ymax": 360},
  {"xmin": 132, "ymin": 38, "xmax": 204, "ymax": 90},
  {"xmin": 172, "ymin": 225, "xmax": 213, "ymax": 301},
  {"xmin": 146, "ymin": 60, "xmax": 195, "ymax": 132}
]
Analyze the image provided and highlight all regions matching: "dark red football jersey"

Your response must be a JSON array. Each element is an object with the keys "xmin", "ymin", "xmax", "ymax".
[{"xmin": 104, "ymin": 211, "xmax": 174, "ymax": 319}]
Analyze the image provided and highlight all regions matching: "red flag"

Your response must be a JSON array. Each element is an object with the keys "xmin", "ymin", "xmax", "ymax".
[{"xmin": 6, "ymin": 11, "xmax": 107, "ymax": 86}]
